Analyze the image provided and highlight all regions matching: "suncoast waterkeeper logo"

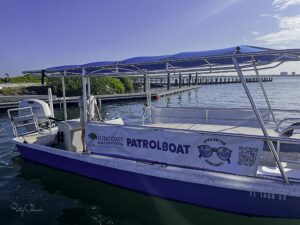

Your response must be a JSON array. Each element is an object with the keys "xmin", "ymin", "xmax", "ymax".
[{"xmin": 88, "ymin": 133, "xmax": 124, "ymax": 146}]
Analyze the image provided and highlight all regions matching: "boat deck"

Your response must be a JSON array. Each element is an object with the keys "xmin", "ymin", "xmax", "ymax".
[
  {"xmin": 146, "ymin": 123, "xmax": 300, "ymax": 140},
  {"xmin": 257, "ymin": 165, "xmax": 300, "ymax": 180}
]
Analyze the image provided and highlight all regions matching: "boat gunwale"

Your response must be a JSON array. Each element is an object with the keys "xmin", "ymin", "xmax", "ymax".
[{"xmin": 14, "ymin": 135, "xmax": 300, "ymax": 198}]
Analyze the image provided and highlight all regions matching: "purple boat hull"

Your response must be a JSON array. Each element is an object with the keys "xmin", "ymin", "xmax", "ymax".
[{"xmin": 17, "ymin": 143, "xmax": 300, "ymax": 219}]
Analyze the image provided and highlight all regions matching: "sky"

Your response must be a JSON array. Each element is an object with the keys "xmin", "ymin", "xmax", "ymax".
[{"xmin": 1, "ymin": 0, "xmax": 300, "ymax": 76}]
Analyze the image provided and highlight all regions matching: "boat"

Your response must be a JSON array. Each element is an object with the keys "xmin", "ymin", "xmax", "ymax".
[{"xmin": 8, "ymin": 45, "xmax": 300, "ymax": 218}]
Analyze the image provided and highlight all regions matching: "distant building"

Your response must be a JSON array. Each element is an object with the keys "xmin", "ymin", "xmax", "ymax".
[
  {"xmin": 292, "ymin": 72, "xmax": 296, "ymax": 76},
  {"xmin": 280, "ymin": 72, "xmax": 288, "ymax": 76}
]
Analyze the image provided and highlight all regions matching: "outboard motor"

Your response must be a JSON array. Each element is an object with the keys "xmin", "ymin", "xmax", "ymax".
[{"xmin": 19, "ymin": 99, "xmax": 52, "ymax": 124}]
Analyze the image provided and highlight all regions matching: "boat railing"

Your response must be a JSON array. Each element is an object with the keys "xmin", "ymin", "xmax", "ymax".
[
  {"xmin": 7, "ymin": 107, "xmax": 39, "ymax": 137},
  {"xmin": 142, "ymin": 106, "xmax": 300, "ymax": 130},
  {"xmin": 142, "ymin": 106, "xmax": 152, "ymax": 125},
  {"xmin": 275, "ymin": 118, "xmax": 300, "ymax": 132},
  {"xmin": 276, "ymin": 122, "xmax": 300, "ymax": 163},
  {"xmin": 146, "ymin": 106, "xmax": 272, "ymax": 128}
]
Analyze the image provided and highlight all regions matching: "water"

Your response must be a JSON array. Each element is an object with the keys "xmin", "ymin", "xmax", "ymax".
[{"xmin": 1, "ymin": 77, "xmax": 300, "ymax": 225}]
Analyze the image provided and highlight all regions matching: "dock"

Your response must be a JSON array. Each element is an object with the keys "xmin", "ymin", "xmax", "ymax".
[
  {"xmin": 148, "ymin": 75, "xmax": 273, "ymax": 88},
  {"xmin": 197, "ymin": 75, "xmax": 273, "ymax": 85},
  {"xmin": 0, "ymin": 85, "xmax": 200, "ymax": 110}
]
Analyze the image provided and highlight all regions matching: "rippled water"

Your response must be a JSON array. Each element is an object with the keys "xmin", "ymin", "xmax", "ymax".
[{"xmin": 1, "ymin": 77, "xmax": 300, "ymax": 225}]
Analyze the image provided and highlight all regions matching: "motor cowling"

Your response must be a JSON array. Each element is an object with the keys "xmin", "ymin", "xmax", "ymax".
[{"xmin": 19, "ymin": 99, "xmax": 52, "ymax": 123}]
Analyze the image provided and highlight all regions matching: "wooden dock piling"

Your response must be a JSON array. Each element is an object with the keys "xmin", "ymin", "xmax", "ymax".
[{"xmin": 179, "ymin": 73, "xmax": 182, "ymax": 88}]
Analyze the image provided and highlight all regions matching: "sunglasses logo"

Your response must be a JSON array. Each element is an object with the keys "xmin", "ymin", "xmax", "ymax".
[{"xmin": 198, "ymin": 145, "xmax": 232, "ymax": 164}]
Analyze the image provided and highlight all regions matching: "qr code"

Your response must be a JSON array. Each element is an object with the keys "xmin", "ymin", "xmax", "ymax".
[{"xmin": 238, "ymin": 147, "xmax": 258, "ymax": 166}]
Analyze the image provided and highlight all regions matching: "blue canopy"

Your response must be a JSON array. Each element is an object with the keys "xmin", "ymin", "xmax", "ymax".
[{"xmin": 45, "ymin": 45, "xmax": 300, "ymax": 75}]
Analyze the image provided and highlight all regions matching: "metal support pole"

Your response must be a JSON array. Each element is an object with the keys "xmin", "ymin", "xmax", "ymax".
[
  {"xmin": 143, "ymin": 74, "xmax": 147, "ymax": 92},
  {"xmin": 48, "ymin": 88, "xmax": 54, "ymax": 117},
  {"xmin": 82, "ymin": 68, "xmax": 88, "ymax": 124},
  {"xmin": 146, "ymin": 72, "xmax": 151, "ymax": 107},
  {"xmin": 179, "ymin": 73, "xmax": 182, "ymax": 88},
  {"xmin": 87, "ymin": 77, "xmax": 91, "ymax": 97},
  {"xmin": 87, "ymin": 77, "xmax": 91, "ymax": 119},
  {"xmin": 62, "ymin": 70, "xmax": 67, "ymax": 121},
  {"xmin": 41, "ymin": 70, "xmax": 46, "ymax": 86},
  {"xmin": 232, "ymin": 56, "xmax": 289, "ymax": 184},
  {"xmin": 166, "ymin": 63, "xmax": 170, "ymax": 90},
  {"xmin": 188, "ymin": 74, "xmax": 191, "ymax": 86},
  {"xmin": 82, "ymin": 68, "xmax": 88, "ymax": 153},
  {"xmin": 252, "ymin": 58, "xmax": 277, "ymax": 126},
  {"xmin": 195, "ymin": 72, "xmax": 198, "ymax": 85}
]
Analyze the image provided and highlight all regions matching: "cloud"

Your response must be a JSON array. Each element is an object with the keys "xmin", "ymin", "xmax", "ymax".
[
  {"xmin": 251, "ymin": 31, "xmax": 260, "ymax": 35},
  {"xmin": 255, "ymin": 15, "xmax": 300, "ymax": 47},
  {"xmin": 272, "ymin": 0, "xmax": 300, "ymax": 10}
]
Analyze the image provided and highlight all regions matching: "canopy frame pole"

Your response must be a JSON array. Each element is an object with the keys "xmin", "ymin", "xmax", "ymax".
[
  {"xmin": 142, "ymin": 71, "xmax": 151, "ymax": 125},
  {"xmin": 48, "ymin": 87, "xmax": 54, "ymax": 117},
  {"xmin": 252, "ymin": 57, "xmax": 277, "ymax": 126},
  {"xmin": 232, "ymin": 56, "xmax": 289, "ymax": 184},
  {"xmin": 62, "ymin": 70, "xmax": 68, "ymax": 121},
  {"xmin": 146, "ymin": 72, "xmax": 151, "ymax": 107},
  {"xmin": 82, "ymin": 67, "xmax": 88, "ymax": 153},
  {"xmin": 82, "ymin": 68, "xmax": 88, "ymax": 123},
  {"xmin": 166, "ymin": 63, "xmax": 171, "ymax": 90},
  {"xmin": 87, "ymin": 76, "xmax": 91, "ymax": 119}
]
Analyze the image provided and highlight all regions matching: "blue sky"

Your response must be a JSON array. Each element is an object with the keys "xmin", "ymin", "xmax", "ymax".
[{"xmin": 1, "ymin": 0, "xmax": 300, "ymax": 76}]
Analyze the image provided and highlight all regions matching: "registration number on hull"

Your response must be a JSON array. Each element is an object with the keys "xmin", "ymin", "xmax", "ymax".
[{"xmin": 249, "ymin": 192, "xmax": 286, "ymax": 200}]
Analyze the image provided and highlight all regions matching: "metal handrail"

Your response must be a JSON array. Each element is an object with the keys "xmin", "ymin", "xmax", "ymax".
[
  {"xmin": 277, "ymin": 124, "xmax": 300, "ymax": 162},
  {"xmin": 252, "ymin": 58, "xmax": 277, "ymax": 126},
  {"xmin": 275, "ymin": 118, "xmax": 300, "ymax": 132},
  {"xmin": 7, "ymin": 106, "xmax": 39, "ymax": 137},
  {"xmin": 15, "ymin": 122, "xmax": 37, "ymax": 128},
  {"xmin": 232, "ymin": 56, "xmax": 289, "ymax": 184},
  {"xmin": 7, "ymin": 106, "xmax": 32, "ymax": 113},
  {"xmin": 142, "ymin": 106, "xmax": 152, "ymax": 125},
  {"xmin": 148, "ymin": 106, "xmax": 300, "ymax": 112},
  {"xmin": 149, "ymin": 107, "xmax": 300, "ymax": 124},
  {"xmin": 149, "ymin": 107, "xmax": 272, "ymax": 124}
]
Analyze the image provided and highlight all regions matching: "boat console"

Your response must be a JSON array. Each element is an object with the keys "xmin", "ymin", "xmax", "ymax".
[
  {"xmin": 58, "ymin": 119, "xmax": 82, "ymax": 152},
  {"xmin": 56, "ymin": 118, "xmax": 124, "ymax": 152}
]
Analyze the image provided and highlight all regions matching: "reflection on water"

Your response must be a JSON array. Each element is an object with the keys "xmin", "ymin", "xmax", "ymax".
[
  {"xmin": 1, "ymin": 77, "xmax": 300, "ymax": 224},
  {"xmin": 17, "ymin": 160, "xmax": 300, "ymax": 225}
]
